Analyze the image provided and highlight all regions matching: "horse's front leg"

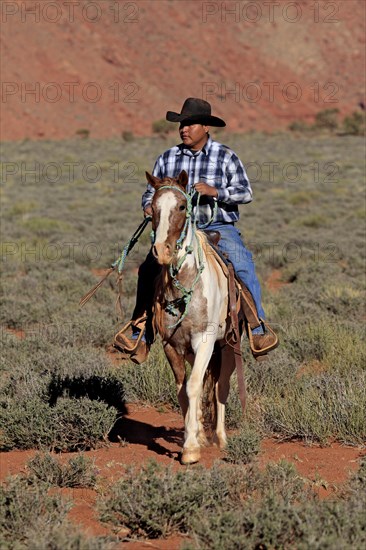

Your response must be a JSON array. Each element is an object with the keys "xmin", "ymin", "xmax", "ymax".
[
  {"xmin": 163, "ymin": 342, "xmax": 188, "ymax": 418},
  {"xmin": 185, "ymin": 352, "xmax": 208, "ymax": 449},
  {"xmin": 181, "ymin": 337, "xmax": 215, "ymax": 465},
  {"xmin": 214, "ymin": 344, "xmax": 236, "ymax": 449}
]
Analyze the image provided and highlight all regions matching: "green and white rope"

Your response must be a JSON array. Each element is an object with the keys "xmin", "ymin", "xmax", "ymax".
[{"xmin": 112, "ymin": 216, "xmax": 152, "ymax": 274}]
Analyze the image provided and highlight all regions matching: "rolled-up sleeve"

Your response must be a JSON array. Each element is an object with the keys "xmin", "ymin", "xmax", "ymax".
[{"xmin": 216, "ymin": 153, "xmax": 253, "ymax": 205}]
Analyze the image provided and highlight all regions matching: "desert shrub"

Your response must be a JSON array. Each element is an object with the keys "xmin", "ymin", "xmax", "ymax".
[
  {"xmin": 119, "ymin": 342, "xmax": 178, "ymax": 407},
  {"xmin": 0, "ymin": 335, "xmax": 124, "ymax": 450},
  {"xmin": 288, "ymin": 120, "xmax": 311, "ymax": 132},
  {"xmin": 287, "ymin": 190, "xmax": 320, "ymax": 205},
  {"xmin": 225, "ymin": 423, "xmax": 261, "ymax": 464},
  {"xmin": 0, "ymin": 396, "xmax": 117, "ymax": 451},
  {"xmin": 294, "ymin": 213, "xmax": 329, "ymax": 228},
  {"xmin": 75, "ymin": 128, "xmax": 90, "ymax": 139},
  {"xmin": 0, "ymin": 336, "xmax": 124, "ymax": 399},
  {"xmin": 122, "ymin": 130, "xmax": 134, "ymax": 141},
  {"xmin": 152, "ymin": 119, "xmax": 172, "ymax": 136},
  {"xmin": 286, "ymin": 319, "xmax": 365, "ymax": 371},
  {"xmin": 241, "ymin": 322, "xmax": 366, "ymax": 445},
  {"xmin": 224, "ymin": 375, "xmax": 249, "ymax": 429},
  {"xmin": 316, "ymin": 283, "xmax": 365, "ymax": 319},
  {"xmin": 0, "ymin": 397, "xmax": 55, "ymax": 450},
  {"xmin": 187, "ymin": 488, "xmax": 366, "ymax": 550},
  {"xmin": 186, "ymin": 460, "xmax": 366, "ymax": 550},
  {"xmin": 51, "ymin": 397, "xmax": 116, "ymax": 451},
  {"xmin": 262, "ymin": 370, "xmax": 366, "ymax": 445},
  {"xmin": 98, "ymin": 461, "xmax": 253, "ymax": 538},
  {"xmin": 22, "ymin": 216, "xmax": 72, "ymax": 235},
  {"xmin": 99, "ymin": 460, "xmax": 318, "ymax": 542},
  {"xmin": 313, "ymin": 108, "xmax": 340, "ymax": 131},
  {"xmin": 0, "ymin": 476, "xmax": 110, "ymax": 550},
  {"xmin": 99, "ymin": 461, "xmax": 205, "ymax": 537},
  {"xmin": 342, "ymin": 111, "xmax": 365, "ymax": 136},
  {"xmin": 0, "ymin": 260, "xmax": 117, "ymax": 333},
  {"xmin": 343, "ymin": 457, "xmax": 366, "ymax": 497},
  {"xmin": 27, "ymin": 452, "xmax": 97, "ymax": 488}
]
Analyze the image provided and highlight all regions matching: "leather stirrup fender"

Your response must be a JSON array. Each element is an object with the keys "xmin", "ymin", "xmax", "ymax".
[{"xmin": 237, "ymin": 281, "xmax": 262, "ymax": 331}]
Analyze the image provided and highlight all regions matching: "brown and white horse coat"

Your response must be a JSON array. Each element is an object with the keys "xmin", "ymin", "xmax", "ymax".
[{"xmin": 148, "ymin": 170, "xmax": 237, "ymax": 464}]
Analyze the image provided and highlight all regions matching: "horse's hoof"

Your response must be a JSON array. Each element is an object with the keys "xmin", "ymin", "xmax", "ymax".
[
  {"xmin": 181, "ymin": 448, "xmax": 201, "ymax": 465},
  {"xmin": 213, "ymin": 433, "xmax": 227, "ymax": 450}
]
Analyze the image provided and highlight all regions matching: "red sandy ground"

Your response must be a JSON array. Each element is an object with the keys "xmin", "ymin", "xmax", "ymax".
[
  {"xmin": 1, "ymin": 404, "xmax": 365, "ymax": 549},
  {"xmin": 1, "ymin": 0, "xmax": 365, "ymax": 141}
]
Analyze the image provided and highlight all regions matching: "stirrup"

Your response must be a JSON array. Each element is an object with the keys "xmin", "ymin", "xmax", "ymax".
[
  {"xmin": 247, "ymin": 320, "xmax": 279, "ymax": 358},
  {"xmin": 113, "ymin": 315, "xmax": 147, "ymax": 354}
]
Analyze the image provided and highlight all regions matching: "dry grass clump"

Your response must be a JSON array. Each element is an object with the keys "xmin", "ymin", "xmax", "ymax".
[{"xmin": 98, "ymin": 459, "xmax": 366, "ymax": 548}]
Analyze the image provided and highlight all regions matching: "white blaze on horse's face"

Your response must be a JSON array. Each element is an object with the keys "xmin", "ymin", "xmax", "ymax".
[{"xmin": 153, "ymin": 191, "xmax": 179, "ymax": 265}]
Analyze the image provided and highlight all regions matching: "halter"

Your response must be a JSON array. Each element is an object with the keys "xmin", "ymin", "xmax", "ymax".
[
  {"xmin": 151, "ymin": 184, "xmax": 217, "ymax": 328},
  {"xmin": 151, "ymin": 184, "xmax": 193, "ymax": 251}
]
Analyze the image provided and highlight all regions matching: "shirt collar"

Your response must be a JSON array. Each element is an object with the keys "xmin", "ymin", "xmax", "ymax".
[{"xmin": 176, "ymin": 135, "xmax": 212, "ymax": 156}]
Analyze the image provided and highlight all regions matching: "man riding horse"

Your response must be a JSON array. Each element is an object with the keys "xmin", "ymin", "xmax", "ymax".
[{"xmin": 115, "ymin": 97, "xmax": 278, "ymax": 363}]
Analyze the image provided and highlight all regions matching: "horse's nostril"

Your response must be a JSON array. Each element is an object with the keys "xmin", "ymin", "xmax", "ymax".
[{"xmin": 152, "ymin": 245, "xmax": 158, "ymax": 257}]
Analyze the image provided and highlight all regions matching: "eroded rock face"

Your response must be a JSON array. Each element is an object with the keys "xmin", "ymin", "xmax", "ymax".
[{"xmin": 2, "ymin": 1, "xmax": 364, "ymax": 141}]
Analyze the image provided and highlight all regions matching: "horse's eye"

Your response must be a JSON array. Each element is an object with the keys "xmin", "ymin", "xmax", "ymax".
[{"xmin": 179, "ymin": 205, "xmax": 186, "ymax": 211}]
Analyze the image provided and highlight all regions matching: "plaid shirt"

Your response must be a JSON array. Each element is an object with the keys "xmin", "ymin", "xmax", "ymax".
[{"xmin": 142, "ymin": 136, "xmax": 253, "ymax": 224}]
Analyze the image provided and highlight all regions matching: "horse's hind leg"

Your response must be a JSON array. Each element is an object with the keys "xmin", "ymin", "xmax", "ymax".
[
  {"xmin": 163, "ymin": 342, "xmax": 188, "ymax": 418},
  {"xmin": 214, "ymin": 345, "xmax": 235, "ymax": 449}
]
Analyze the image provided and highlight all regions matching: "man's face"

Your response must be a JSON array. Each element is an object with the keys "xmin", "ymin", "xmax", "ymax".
[{"xmin": 179, "ymin": 123, "xmax": 209, "ymax": 151}]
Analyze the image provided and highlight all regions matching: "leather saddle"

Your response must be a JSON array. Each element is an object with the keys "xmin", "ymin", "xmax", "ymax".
[{"xmin": 202, "ymin": 229, "xmax": 279, "ymax": 360}]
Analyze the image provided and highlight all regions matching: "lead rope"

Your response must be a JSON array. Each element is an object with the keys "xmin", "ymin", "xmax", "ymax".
[
  {"xmin": 79, "ymin": 216, "xmax": 151, "ymax": 308},
  {"xmin": 80, "ymin": 186, "xmax": 217, "ymax": 323}
]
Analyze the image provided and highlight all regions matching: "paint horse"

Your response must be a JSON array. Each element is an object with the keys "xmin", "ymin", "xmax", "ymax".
[{"xmin": 148, "ymin": 170, "xmax": 242, "ymax": 465}]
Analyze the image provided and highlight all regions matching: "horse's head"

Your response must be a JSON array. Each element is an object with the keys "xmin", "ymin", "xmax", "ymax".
[{"xmin": 147, "ymin": 170, "xmax": 189, "ymax": 265}]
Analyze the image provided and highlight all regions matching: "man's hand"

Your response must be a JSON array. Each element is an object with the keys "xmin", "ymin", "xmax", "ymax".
[
  {"xmin": 194, "ymin": 182, "xmax": 218, "ymax": 198},
  {"xmin": 144, "ymin": 205, "xmax": 153, "ymax": 217}
]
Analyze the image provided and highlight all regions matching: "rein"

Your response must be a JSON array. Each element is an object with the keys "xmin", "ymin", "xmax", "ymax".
[
  {"xmin": 152, "ymin": 185, "xmax": 217, "ymax": 328},
  {"xmin": 79, "ymin": 183, "xmax": 218, "ymax": 325},
  {"xmin": 79, "ymin": 216, "xmax": 151, "ymax": 308}
]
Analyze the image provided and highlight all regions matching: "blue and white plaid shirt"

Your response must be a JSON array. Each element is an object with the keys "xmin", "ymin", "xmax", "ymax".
[{"xmin": 142, "ymin": 136, "xmax": 253, "ymax": 225}]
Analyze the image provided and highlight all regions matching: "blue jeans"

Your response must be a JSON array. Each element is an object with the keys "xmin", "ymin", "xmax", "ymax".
[{"xmin": 201, "ymin": 222, "xmax": 266, "ymax": 320}]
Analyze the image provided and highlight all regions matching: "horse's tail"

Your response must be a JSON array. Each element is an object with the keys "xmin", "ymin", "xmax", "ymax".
[{"xmin": 203, "ymin": 343, "xmax": 221, "ymax": 437}]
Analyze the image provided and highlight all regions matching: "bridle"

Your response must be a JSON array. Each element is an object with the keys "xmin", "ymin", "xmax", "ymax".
[{"xmin": 151, "ymin": 184, "xmax": 217, "ymax": 328}]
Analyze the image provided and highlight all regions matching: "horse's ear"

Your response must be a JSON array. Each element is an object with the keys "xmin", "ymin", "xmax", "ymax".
[
  {"xmin": 146, "ymin": 172, "xmax": 162, "ymax": 189},
  {"xmin": 177, "ymin": 170, "xmax": 188, "ymax": 189}
]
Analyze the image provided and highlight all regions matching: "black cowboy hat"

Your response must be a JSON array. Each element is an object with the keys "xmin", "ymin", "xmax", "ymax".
[{"xmin": 166, "ymin": 98, "xmax": 226, "ymax": 127}]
